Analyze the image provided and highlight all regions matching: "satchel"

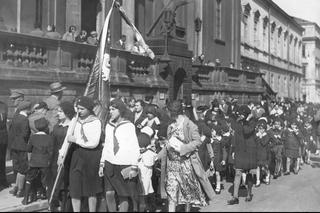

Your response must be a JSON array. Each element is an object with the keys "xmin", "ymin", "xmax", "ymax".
[{"xmin": 121, "ymin": 166, "xmax": 138, "ymax": 180}]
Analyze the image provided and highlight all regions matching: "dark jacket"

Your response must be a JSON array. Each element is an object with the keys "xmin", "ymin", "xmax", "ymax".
[
  {"xmin": 134, "ymin": 111, "xmax": 147, "ymax": 134},
  {"xmin": 0, "ymin": 102, "xmax": 8, "ymax": 145},
  {"xmin": 27, "ymin": 133, "xmax": 54, "ymax": 168},
  {"xmin": 231, "ymin": 117, "xmax": 257, "ymax": 170},
  {"xmin": 8, "ymin": 113, "xmax": 31, "ymax": 151}
]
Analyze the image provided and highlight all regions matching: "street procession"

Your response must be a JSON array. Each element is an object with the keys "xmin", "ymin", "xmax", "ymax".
[{"xmin": 0, "ymin": 0, "xmax": 320, "ymax": 212}]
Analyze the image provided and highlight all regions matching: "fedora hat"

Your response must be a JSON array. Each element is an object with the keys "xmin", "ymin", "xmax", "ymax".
[
  {"xmin": 9, "ymin": 89, "xmax": 24, "ymax": 99},
  {"xmin": 49, "ymin": 82, "xmax": 66, "ymax": 93}
]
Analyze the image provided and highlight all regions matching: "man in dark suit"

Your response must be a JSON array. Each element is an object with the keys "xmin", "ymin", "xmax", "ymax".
[
  {"xmin": 0, "ymin": 101, "xmax": 9, "ymax": 191},
  {"xmin": 43, "ymin": 82, "xmax": 66, "ymax": 133},
  {"xmin": 8, "ymin": 101, "xmax": 32, "ymax": 197},
  {"xmin": 114, "ymin": 35, "xmax": 127, "ymax": 50},
  {"xmin": 134, "ymin": 99, "xmax": 147, "ymax": 134},
  {"xmin": 9, "ymin": 89, "xmax": 25, "ymax": 115}
]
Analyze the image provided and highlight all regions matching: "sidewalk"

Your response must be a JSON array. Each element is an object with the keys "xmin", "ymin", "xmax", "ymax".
[{"xmin": 0, "ymin": 161, "xmax": 49, "ymax": 212}]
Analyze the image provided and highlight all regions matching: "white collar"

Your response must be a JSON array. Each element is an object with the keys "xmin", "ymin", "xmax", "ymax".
[
  {"xmin": 19, "ymin": 111, "xmax": 27, "ymax": 117},
  {"xmin": 35, "ymin": 131, "xmax": 46, "ymax": 135}
]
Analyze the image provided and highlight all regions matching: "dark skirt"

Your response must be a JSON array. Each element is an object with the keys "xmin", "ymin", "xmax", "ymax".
[
  {"xmin": 104, "ymin": 161, "xmax": 141, "ymax": 197},
  {"xmin": 69, "ymin": 145, "xmax": 103, "ymax": 199},
  {"xmin": 257, "ymin": 145, "xmax": 270, "ymax": 166},
  {"xmin": 11, "ymin": 150, "xmax": 28, "ymax": 174},
  {"xmin": 212, "ymin": 142, "xmax": 225, "ymax": 172},
  {"xmin": 284, "ymin": 148, "xmax": 300, "ymax": 158}
]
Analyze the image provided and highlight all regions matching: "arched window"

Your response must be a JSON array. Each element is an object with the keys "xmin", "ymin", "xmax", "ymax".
[
  {"xmin": 253, "ymin": 10, "xmax": 260, "ymax": 47},
  {"xmin": 278, "ymin": 26, "xmax": 282, "ymax": 57},
  {"xmin": 262, "ymin": 16, "xmax": 268, "ymax": 51},
  {"xmin": 242, "ymin": 3, "xmax": 251, "ymax": 43}
]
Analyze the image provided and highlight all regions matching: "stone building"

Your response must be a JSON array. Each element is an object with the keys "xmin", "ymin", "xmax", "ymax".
[
  {"xmin": 294, "ymin": 17, "xmax": 320, "ymax": 103},
  {"xmin": 240, "ymin": 0, "xmax": 304, "ymax": 101},
  {"xmin": 0, "ymin": 0, "xmax": 265, "ymax": 117}
]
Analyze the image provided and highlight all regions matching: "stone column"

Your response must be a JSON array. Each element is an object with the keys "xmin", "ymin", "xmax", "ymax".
[
  {"xmin": 66, "ymin": 0, "xmax": 81, "ymax": 33},
  {"xmin": 17, "ymin": 0, "xmax": 21, "ymax": 33},
  {"xmin": 121, "ymin": 0, "xmax": 135, "ymax": 51},
  {"xmin": 96, "ymin": 0, "xmax": 105, "ymax": 35}
]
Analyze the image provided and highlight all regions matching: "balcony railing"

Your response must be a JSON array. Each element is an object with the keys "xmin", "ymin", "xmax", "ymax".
[
  {"xmin": 0, "ymin": 30, "xmax": 168, "ymax": 90},
  {"xmin": 192, "ymin": 64, "xmax": 264, "ymax": 93},
  {"xmin": 0, "ymin": 30, "xmax": 97, "ymax": 83}
]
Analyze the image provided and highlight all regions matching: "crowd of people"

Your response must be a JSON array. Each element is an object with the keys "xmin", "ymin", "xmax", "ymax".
[{"xmin": 1, "ymin": 84, "xmax": 320, "ymax": 212}]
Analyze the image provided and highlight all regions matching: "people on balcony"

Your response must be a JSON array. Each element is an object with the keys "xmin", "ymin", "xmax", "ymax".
[
  {"xmin": 0, "ymin": 16, "xmax": 8, "ymax": 31},
  {"xmin": 87, "ymin": 31, "xmax": 98, "ymax": 45},
  {"xmin": 45, "ymin": 25, "xmax": 61, "ymax": 39},
  {"xmin": 75, "ymin": 30, "xmax": 88, "ymax": 44},
  {"xmin": 62, "ymin": 25, "xmax": 78, "ymax": 41},
  {"xmin": 29, "ymin": 22, "xmax": 45, "ymax": 37},
  {"xmin": 131, "ymin": 38, "xmax": 146, "ymax": 56},
  {"xmin": 114, "ymin": 35, "xmax": 127, "ymax": 50}
]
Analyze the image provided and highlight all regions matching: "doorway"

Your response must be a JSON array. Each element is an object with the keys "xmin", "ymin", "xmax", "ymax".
[{"xmin": 81, "ymin": 0, "xmax": 100, "ymax": 34}]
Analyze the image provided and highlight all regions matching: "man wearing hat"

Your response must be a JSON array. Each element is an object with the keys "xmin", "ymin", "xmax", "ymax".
[
  {"xmin": 44, "ymin": 82, "xmax": 66, "ymax": 133},
  {"xmin": 8, "ymin": 101, "xmax": 32, "ymax": 197},
  {"xmin": 9, "ymin": 89, "xmax": 25, "ymax": 114}
]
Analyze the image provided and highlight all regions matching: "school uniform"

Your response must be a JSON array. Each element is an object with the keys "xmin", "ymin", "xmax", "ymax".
[{"xmin": 26, "ymin": 132, "xmax": 54, "ymax": 186}]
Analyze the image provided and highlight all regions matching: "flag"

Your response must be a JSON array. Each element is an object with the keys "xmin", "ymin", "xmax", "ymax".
[
  {"xmin": 84, "ymin": 0, "xmax": 116, "ymax": 125},
  {"xmin": 114, "ymin": 1, "xmax": 155, "ymax": 60}
]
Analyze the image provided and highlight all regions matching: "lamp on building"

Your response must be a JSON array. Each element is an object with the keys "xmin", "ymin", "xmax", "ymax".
[
  {"xmin": 194, "ymin": 17, "xmax": 202, "ymax": 57},
  {"xmin": 158, "ymin": 10, "xmax": 172, "ymax": 64}
]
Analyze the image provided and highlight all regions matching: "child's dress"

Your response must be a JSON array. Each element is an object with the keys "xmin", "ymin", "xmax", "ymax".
[{"xmin": 138, "ymin": 147, "xmax": 157, "ymax": 195}]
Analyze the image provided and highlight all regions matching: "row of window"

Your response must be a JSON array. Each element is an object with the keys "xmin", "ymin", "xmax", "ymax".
[{"xmin": 242, "ymin": 3, "xmax": 302, "ymax": 65}]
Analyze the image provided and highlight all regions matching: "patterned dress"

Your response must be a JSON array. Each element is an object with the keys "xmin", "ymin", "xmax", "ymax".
[{"xmin": 165, "ymin": 120, "xmax": 207, "ymax": 206}]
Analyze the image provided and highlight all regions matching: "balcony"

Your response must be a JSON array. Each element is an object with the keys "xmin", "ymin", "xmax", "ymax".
[
  {"xmin": 0, "ymin": 30, "xmax": 96, "ymax": 83},
  {"xmin": 0, "ymin": 30, "xmax": 167, "ymax": 90},
  {"xmin": 192, "ymin": 64, "xmax": 264, "ymax": 94}
]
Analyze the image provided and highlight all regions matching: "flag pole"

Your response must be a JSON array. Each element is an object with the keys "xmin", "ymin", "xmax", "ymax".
[
  {"xmin": 49, "ymin": 0, "xmax": 116, "ymax": 207},
  {"xmin": 48, "ymin": 112, "xmax": 79, "ymax": 206}
]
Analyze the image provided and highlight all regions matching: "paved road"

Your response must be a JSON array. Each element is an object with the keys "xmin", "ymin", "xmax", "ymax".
[
  {"xmin": 1, "ymin": 155, "xmax": 320, "ymax": 212},
  {"xmin": 201, "ymin": 154, "xmax": 320, "ymax": 212}
]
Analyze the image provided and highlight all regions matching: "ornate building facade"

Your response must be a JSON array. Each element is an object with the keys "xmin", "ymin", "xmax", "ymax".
[
  {"xmin": 294, "ymin": 17, "xmax": 320, "ymax": 103},
  {"xmin": 240, "ymin": 0, "xmax": 304, "ymax": 101},
  {"xmin": 0, "ymin": 0, "xmax": 265, "ymax": 117}
]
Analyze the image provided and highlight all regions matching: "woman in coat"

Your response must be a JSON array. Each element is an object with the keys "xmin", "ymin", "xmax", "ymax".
[
  {"xmin": 58, "ymin": 96, "xmax": 102, "ymax": 212},
  {"xmin": 228, "ymin": 105, "xmax": 257, "ymax": 205},
  {"xmin": 50, "ymin": 101, "xmax": 75, "ymax": 211},
  {"xmin": 160, "ymin": 101, "xmax": 211, "ymax": 212}
]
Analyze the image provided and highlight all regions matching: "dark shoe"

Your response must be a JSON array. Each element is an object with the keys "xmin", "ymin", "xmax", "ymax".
[
  {"xmin": 240, "ymin": 184, "xmax": 247, "ymax": 189},
  {"xmin": 9, "ymin": 186, "xmax": 18, "ymax": 195},
  {"xmin": 284, "ymin": 171, "xmax": 290, "ymax": 176},
  {"xmin": 245, "ymin": 194, "xmax": 253, "ymax": 202},
  {"xmin": 16, "ymin": 190, "xmax": 24, "ymax": 198},
  {"xmin": 293, "ymin": 171, "xmax": 298, "ymax": 175},
  {"xmin": 215, "ymin": 189, "xmax": 221, "ymax": 194},
  {"xmin": 227, "ymin": 197, "xmax": 239, "ymax": 205},
  {"xmin": 22, "ymin": 183, "xmax": 32, "ymax": 205}
]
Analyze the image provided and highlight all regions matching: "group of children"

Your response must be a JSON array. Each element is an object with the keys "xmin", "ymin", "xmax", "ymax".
[{"xmin": 7, "ymin": 95, "xmax": 320, "ymax": 211}]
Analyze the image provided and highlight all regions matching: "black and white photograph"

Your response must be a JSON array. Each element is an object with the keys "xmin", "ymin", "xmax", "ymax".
[{"xmin": 0, "ymin": 0, "xmax": 320, "ymax": 212}]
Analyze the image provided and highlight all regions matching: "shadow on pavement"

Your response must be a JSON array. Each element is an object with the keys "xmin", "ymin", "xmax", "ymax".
[{"xmin": 227, "ymin": 185, "xmax": 248, "ymax": 198}]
